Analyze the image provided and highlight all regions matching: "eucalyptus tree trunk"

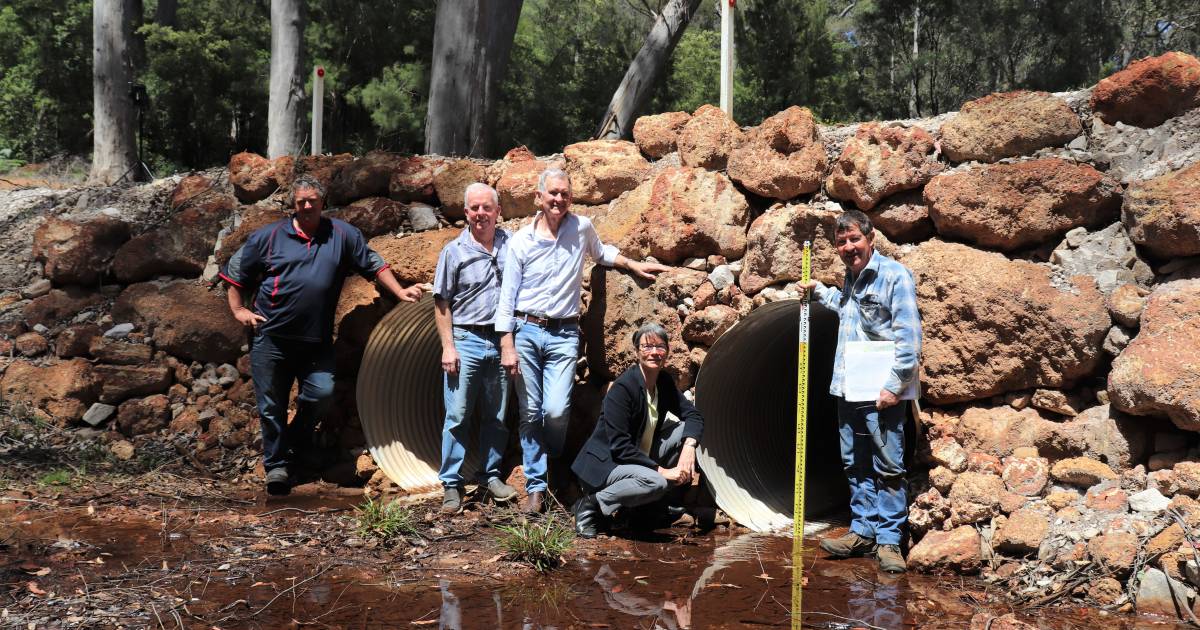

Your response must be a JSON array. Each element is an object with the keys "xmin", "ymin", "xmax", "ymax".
[
  {"xmin": 89, "ymin": 0, "xmax": 139, "ymax": 185},
  {"xmin": 596, "ymin": 0, "xmax": 703, "ymax": 140},
  {"xmin": 908, "ymin": 2, "xmax": 920, "ymax": 118},
  {"xmin": 268, "ymin": 0, "xmax": 306, "ymax": 158},
  {"xmin": 424, "ymin": 0, "xmax": 523, "ymax": 157}
]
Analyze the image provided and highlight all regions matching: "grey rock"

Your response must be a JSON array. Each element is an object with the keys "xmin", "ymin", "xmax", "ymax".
[
  {"xmin": 32, "ymin": 323, "xmax": 49, "ymax": 334},
  {"xmin": 81, "ymin": 403, "xmax": 117, "ymax": 427},
  {"xmin": 1128, "ymin": 488, "xmax": 1171, "ymax": 513},
  {"xmin": 215, "ymin": 363, "xmax": 239, "ymax": 386},
  {"xmin": 407, "ymin": 203, "xmax": 439, "ymax": 232},
  {"xmin": 682, "ymin": 257, "xmax": 707, "ymax": 271},
  {"xmin": 708, "ymin": 265, "xmax": 735, "ymax": 292},
  {"xmin": 1050, "ymin": 222, "xmax": 1153, "ymax": 294},
  {"xmin": 1136, "ymin": 567, "xmax": 1191, "ymax": 617},
  {"xmin": 197, "ymin": 408, "xmax": 218, "ymax": 422},
  {"xmin": 1103, "ymin": 325, "xmax": 1134, "ymax": 355},
  {"xmin": 22, "ymin": 279, "xmax": 52, "ymax": 299},
  {"xmin": 103, "ymin": 323, "xmax": 135, "ymax": 339}
]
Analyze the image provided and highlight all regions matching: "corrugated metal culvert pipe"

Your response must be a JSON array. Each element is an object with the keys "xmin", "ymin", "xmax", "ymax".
[{"xmin": 357, "ymin": 295, "xmax": 848, "ymax": 532}]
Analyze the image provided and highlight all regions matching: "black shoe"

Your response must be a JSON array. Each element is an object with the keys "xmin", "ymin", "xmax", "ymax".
[
  {"xmin": 265, "ymin": 467, "xmax": 291, "ymax": 496},
  {"xmin": 573, "ymin": 494, "xmax": 602, "ymax": 538}
]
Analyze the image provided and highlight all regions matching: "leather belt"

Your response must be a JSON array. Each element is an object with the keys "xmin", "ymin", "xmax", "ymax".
[
  {"xmin": 454, "ymin": 324, "xmax": 496, "ymax": 334},
  {"xmin": 516, "ymin": 311, "xmax": 578, "ymax": 328}
]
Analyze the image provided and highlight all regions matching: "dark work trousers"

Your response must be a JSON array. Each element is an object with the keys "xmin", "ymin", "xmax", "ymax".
[{"xmin": 249, "ymin": 332, "xmax": 336, "ymax": 472}]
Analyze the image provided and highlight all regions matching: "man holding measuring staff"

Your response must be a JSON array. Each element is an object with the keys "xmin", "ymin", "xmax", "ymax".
[{"xmin": 800, "ymin": 209, "xmax": 922, "ymax": 574}]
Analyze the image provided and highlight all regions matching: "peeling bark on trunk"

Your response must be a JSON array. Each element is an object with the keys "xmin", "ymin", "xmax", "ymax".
[
  {"xmin": 596, "ymin": 0, "xmax": 703, "ymax": 140},
  {"xmin": 268, "ymin": 0, "xmax": 306, "ymax": 158},
  {"xmin": 89, "ymin": 0, "xmax": 139, "ymax": 185},
  {"xmin": 424, "ymin": 0, "xmax": 523, "ymax": 158}
]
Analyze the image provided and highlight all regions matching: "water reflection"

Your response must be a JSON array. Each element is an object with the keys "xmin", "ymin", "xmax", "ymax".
[{"xmin": 594, "ymin": 564, "xmax": 693, "ymax": 629}]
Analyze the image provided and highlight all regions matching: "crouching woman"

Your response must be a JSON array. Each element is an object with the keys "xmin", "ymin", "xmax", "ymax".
[{"xmin": 570, "ymin": 322, "xmax": 704, "ymax": 537}]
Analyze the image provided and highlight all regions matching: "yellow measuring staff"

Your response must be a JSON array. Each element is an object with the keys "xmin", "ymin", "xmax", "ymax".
[{"xmin": 791, "ymin": 241, "xmax": 811, "ymax": 630}]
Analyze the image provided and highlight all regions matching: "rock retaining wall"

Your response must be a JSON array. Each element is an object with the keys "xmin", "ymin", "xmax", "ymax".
[{"xmin": 3, "ymin": 50, "xmax": 1200, "ymax": 617}]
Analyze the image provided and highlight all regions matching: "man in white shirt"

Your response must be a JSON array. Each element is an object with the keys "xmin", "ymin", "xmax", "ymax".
[{"xmin": 496, "ymin": 168, "xmax": 669, "ymax": 512}]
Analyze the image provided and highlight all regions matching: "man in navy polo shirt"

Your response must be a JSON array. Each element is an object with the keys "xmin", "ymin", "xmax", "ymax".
[
  {"xmin": 433, "ymin": 182, "xmax": 518, "ymax": 513},
  {"xmin": 220, "ymin": 175, "xmax": 422, "ymax": 495}
]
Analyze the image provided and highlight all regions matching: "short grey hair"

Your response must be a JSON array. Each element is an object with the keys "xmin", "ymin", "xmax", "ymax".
[
  {"xmin": 290, "ymin": 175, "xmax": 327, "ymax": 204},
  {"xmin": 834, "ymin": 210, "xmax": 873, "ymax": 237},
  {"xmin": 537, "ymin": 168, "xmax": 572, "ymax": 194},
  {"xmin": 463, "ymin": 182, "xmax": 499, "ymax": 208},
  {"xmin": 632, "ymin": 321, "xmax": 670, "ymax": 349}
]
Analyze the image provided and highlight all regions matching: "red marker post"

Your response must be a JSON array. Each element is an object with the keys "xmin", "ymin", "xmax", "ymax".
[{"xmin": 312, "ymin": 66, "xmax": 325, "ymax": 155}]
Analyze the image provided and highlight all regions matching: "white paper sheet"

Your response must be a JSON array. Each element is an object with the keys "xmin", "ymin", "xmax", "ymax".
[{"xmin": 843, "ymin": 340, "xmax": 896, "ymax": 402}]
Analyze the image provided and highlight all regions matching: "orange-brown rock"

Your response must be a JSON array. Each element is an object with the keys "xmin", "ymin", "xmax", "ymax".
[
  {"xmin": 1107, "ymin": 283, "xmax": 1148, "ymax": 328},
  {"xmin": 968, "ymin": 613, "xmax": 1037, "ymax": 630},
  {"xmin": 598, "ymin": 167, "xmax": 749, "ymax": 265},
  {"xmin": 1051, "ymin": 457, "xmax": 1117, "ymax": 486},
  {"xmin": 433, "ymin": 159, "xmax": 488, "ymax": 220},
  {"xmin": 493, "ymin": 148, "xmax": 549, "ymax": 218},
  {"xmin": 681, "ymin": 305, "xmax": 739, "ymax": 347},
  {"xmin": 954, "ymin": 403, "xmax": 1142, "ymax": 467},
  {"xmin": 993, "ymin": 508, "xmax": 1049, "ymax": 554},
  {"xmin": 866, "ymin": 190, "xmax": 934, "ymax": 243},
  {"xmin": 229, "ymin": 152, "xmax": 283, "ymax": 203},
  {"xmin": 924, "ymin": 159, "xmax": 1120, "ymax": 251},
  {"xmin": 113, "ymin": 177, "xmax": 235, "ymax": 282},
  {"xmin": 727, "ymin": 106, "xmax": 826, "ymax": 200},
  {"xmin": 825, "ymin": 123, "xmax": 942, "ymax": 209},
  {"xmin": 564, "ymin": 140, "xmax": 650, "ymax": 205},
  {"xmin": 294, "ymin": 153, "xmax": 354, "ymax": 194},
  {"xmin": 388, "ymin": 156, "xmax": 449, "ymax": 203},
  {"xmin": 948, "ymin": 471, "xmax": 1004, "ymax": 524},
  {"xmin": 32, "ymin": 216, "xmax": 130, "ymax": 286},
  {"xmin": 903, "ymin": 240, "xmax": 1110, "ymax": 403},
  {"xmin": 55, "ymin": 324, "xmax": 102, "ymax": 358},
  {"xmin": 633, "ymin": 111, "xmax": 691, "ymax": 159},
  {"xmin": 329, "ymin": 151, "xmax": 403, "ymax": 205},
  {"xmin": 367, "ymin": 228, "xmax": 459, "ymax": 285},
  {"xmin": 1109, "ymin": 280, "xmax": 1200, "ymax": 430},
  {"xmin": 88, "ymin": 337, "xmax": 153, "ymax": 365},
  {"xmin": 214, "ymin": 201, "xmax": 288, "ymax": 266},
  {"xmin": 581, "ymin": 267, "xmax": 690, "ymax": 389},
  {"xmin": 940, "ymin": 91, "xmax": 1082, "ymax": 163},
  {"xmin": 1002, "ymin": 455, "xmax": 1050, "ymax": 496},
  {"xmin": 95, "ymin": 364, "xmax": 173, "ymax": 404},
  {"xmin": 23, "ymin": 287, "xmax": 103, "ymax": 328},
  {"xmin": 329, "ymin": 197, "xmax": 407, "ymax": 238},
  {"xmin": 740, "ymin": 203, "xmax": 897, "ymax": 294},
  {"xmin": 1087, "ymin": 530, "xmax": 1138, "ymax": 574},
  {"xmin": 1091, "ymin": 51, "xmax": 1200, "ymax": 128},
  {"xmin": 909, "ymin": 526, "xmax": 982, "ymax": 574},
  {"xmin": 0, "ymin": 359, "xmax": 97, "ymax": 423},
  {"xmin": 677, "ymin": 104, "xmax": 745, "ymax": 170},
  {"xmin": 14, "ymin": 332, "xmax": 48, "ymax": 357},
  {"xmin": 116, "ymin": 394, "xmax": 171, "ymax": 436},
  {"xmin": 111, "ymin": 281, "xmax": 243, "ymax": 365},
  {"xmin": 1122, "ymin": 161, "xmax": 1200, "ymax": 258}
]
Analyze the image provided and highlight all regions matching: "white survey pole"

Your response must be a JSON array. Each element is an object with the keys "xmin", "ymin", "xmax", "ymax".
[
  {"xmin": 720, "ymin": 0, "xmax": 734, "ymax": 117},
  {"xmin": 311, "ymin": 66, "xmax": 325, "ymax": 155}
]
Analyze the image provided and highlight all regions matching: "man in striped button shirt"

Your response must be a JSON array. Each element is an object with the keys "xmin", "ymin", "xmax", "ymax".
[
  {"xmin": 801, "ymin": 209, "xmax": 922, "ymax": 573},
  {"xmin": 433, "ymin": 183, "xmax": 518, "ymax": 513}
]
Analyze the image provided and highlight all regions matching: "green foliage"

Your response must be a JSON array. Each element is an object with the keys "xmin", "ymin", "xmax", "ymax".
[
  {"xmin": 346, "ymin": 62, "xmax": 427, "ymax": 149},
  {"xmin": 496, "ymin": 515, "xmax": 574, "ymax": 572},
  {"xmin": 355, "ymin": 496, "xmax": 419, "ymax": 543},
  {"xmin": 37, "ymin": 468, "xmax": 74, "ymax": 487}
]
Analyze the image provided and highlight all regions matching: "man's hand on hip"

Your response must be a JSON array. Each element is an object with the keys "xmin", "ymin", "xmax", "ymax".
[
  {"xmin": 876, "ymin": 389, "xmax": 900, "ymax": 410},
  {"xmin": 234, "ymin": 307, "xmax": 267, "ymax": 329}
]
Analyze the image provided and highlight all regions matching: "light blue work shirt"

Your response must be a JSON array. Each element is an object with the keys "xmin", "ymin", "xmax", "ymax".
[
  {"xmin": 812, "ymin": 250, "xmax": 922, "ymax": 400},
  {"xmin": 432, "ymin": 227, "xmax": 510, "ymax": 326}
]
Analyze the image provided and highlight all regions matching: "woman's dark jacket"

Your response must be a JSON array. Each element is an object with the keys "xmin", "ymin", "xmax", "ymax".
[{"xmin": 571, "ymin": 364, "xmax": 704, "ymax": 490}]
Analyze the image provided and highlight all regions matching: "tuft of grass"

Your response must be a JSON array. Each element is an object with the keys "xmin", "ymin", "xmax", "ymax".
[
  {"xmin": 354, "ymin": 496, "xmax": 418, "ymax": 543},
  {"xmin": 37, "ymin": 469, "xmax": 73, "ymax": 487},
  {"xmin": 496, "ymin": 515, "xmax": 575, "ymax": 572}
]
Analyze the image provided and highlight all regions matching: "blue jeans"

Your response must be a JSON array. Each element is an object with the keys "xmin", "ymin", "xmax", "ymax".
[
  {"xmin": 837, "ymin": 398, "xmax": 907, "ymax": 546},
  {"xmin": 513, "ymin": 321, "xmax": 579, "ymax": 493},
  {"xmin": 439, "ymin": 327, "xmax": 509, "ymax": 488},
  {"xmin": 250, "ymin": 333, "xmax": 335, "ymax": 472}
]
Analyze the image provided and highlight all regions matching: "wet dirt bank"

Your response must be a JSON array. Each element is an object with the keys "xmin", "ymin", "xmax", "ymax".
[{"xmin": 4, "ymin": 482, "xmax": 1193, "ymax": 629}]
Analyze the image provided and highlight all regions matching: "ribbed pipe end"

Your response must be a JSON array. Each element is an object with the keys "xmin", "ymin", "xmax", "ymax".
[{"xmin": 695, "ymin": 299, "xmax": 844, "ymax": 533}]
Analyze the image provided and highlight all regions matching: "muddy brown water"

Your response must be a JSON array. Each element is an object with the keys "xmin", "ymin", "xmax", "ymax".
[{"xmin": 3, "ymin": 497, "xmax": 1193, "ymax": 629}]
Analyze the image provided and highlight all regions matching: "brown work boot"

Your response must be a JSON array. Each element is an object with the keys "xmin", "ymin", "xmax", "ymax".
[
  {"xmin": 520, "ymin": 490, "xmax": 545, "ymax": 514},
  {"xmin": 819, "ymin": 531, "xmax": 874, "ymax": 558},
  {"xmin": 876, "ymin": 544, "xmax": 907, "ymax": 573}
]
